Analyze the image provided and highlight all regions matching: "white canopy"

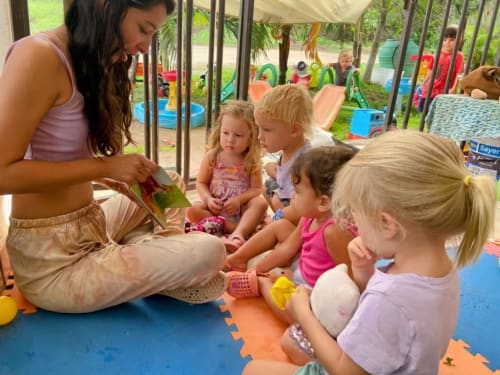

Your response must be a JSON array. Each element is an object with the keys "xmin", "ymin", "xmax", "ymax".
[{"xmin": 192, "ymin": 0, "xmax": 373, "ymax": 24}]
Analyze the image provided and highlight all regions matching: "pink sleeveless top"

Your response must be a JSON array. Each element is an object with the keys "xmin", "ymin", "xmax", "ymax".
[
  {"xmin": 299, "ymin": 217, "xmax": 337, "ymax": 286},
  {"xmin": 5, "ymin": 33, "xmax": 93, "ymax": 161}
]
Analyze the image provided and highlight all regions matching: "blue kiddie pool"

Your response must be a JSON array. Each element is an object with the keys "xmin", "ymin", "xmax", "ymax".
[{"xmin": 133, "ymin": 99, "xmax": 205, "ymax": 129}]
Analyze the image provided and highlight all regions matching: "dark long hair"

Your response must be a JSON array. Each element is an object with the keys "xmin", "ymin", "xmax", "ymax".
[{"xmin": 65, "ymin": 0, "xmax": 176, "ymax": 156}]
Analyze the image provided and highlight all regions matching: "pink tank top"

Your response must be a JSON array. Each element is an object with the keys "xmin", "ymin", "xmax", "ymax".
[
  {"xmin": 299, "ymin": 217, "xmax": 337, "ymax": 286},
  {"xmin": 5, "ymin": 33, "xmax": 93, "ymax": 161}
]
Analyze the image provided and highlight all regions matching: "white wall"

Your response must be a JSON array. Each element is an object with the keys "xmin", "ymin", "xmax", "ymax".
[{"xmin": 0, "ymin": 0, "xmax": 13, "ymax": 73}]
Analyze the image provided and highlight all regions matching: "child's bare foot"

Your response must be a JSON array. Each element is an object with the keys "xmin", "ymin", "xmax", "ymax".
[{"xmin": 224, "ymin": 253, "xmax": 248, "ymax": 272}]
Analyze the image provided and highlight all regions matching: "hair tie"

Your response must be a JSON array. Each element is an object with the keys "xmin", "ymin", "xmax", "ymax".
[{"xmin": 463, "ymin": 175, "xmax": 472, "ymax": 187}]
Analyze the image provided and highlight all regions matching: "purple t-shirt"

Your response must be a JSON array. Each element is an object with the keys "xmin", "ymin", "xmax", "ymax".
[
  {"xmin": 276, "ymin": 142, "xmax": 312, "ymax": 200},
  {"xmin": 337, "ymin": 263, "xmax": 459, "ymax": 374}
]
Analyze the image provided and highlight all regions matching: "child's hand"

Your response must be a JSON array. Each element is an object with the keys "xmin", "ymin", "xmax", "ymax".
[
  {"xmin": 287, "ymin": 285, "xmax": 312, "ymax": 322},
  {"xmin": 348, "ymin": 237, "xmax": 377, "ymax": 269},
  {"xmin": 207, "ymin": 197, "xmax": 223, "ymax": 214},
  {"xmin": 223, "ymin": 196, "xmax": 241, "ymax": 215},
  {"xmin": 264, "ymin": 162, "xmax": 278, "ymax": 179}
]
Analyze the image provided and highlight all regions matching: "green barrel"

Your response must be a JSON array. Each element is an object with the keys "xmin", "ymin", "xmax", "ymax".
[{"xmin": 378, "ymin": 39, "xmax": 418, "ymax": 77}]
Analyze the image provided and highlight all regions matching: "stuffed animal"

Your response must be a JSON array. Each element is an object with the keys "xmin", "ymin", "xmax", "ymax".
[
  {"xmin": 310, "ymin": 264, "xmax": 360, "ymax": 337},
  {"xmin": 271, "ymin": 263, "xmax": 360, "ymax": 337}
]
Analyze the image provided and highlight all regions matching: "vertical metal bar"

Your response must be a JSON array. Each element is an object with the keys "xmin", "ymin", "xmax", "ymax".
[
  {"xmin": 480, "ymin": 0, "xmax": 499, "ymax": 66},
  {"xmin": 418, "ymin": 0, "xmax": 453, "ymax": 132},
  {"xmin": 214, "ymin": 0, "xmax": 225, "ymax": 119},
  {"xmin": 205, "ymin": 0, "xmax": 217, "ymax": 140},
  {"xmin": 402, "ymin": 0, "xmax": 434, "ymax": 129},
  {"xmin": 464, "ymin": 0, "xmax": 487, "ymax": 74},
  {"xmin": 235, "ymin": 0, "xmax": 254, "ymax": 100},
  {"xmin": 9, "ymin": 0, "xmax": 30, "ymax": 40},
  {"xmin": 143, "ymin": 53, "xmax": 151, "ymax": 159},
  {"xmin": 384, "ymin": 0, "xmax": 417, "ymax": 130},
  {"xmin": 184, "ymin": 0, "xmax": 194, "ymax": 186},
  {"xmin": 443, "ymin": 0, "xmax": 468, "ymax": 94},
  {"xmin": 151, "ymin": 33, "xmax": 159, "ymax": 164},
  {"xmin": 175, "ymin": 0, "xmax": 184, "ymax": 175}
]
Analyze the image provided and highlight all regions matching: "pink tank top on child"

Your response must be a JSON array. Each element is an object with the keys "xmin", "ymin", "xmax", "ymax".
[
  {"xmin": 298, "ymin": 217, "xmax": 336, "ymax": 286},
  {"xmin": 209, "ymin": 155, "xmax": 250, "ymax": 218},
  {"xmin": 5, "ymin": 33, "xmax": 93, "ymax": 161}
]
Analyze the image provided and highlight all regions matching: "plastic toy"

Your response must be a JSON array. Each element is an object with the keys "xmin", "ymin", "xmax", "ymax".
[
  {"xmin": 0, "ymin": 295, "xmax": 17, "ymax": 326},
  {"xmin": 270, "ymin": 264, "xmax": 360, "ymax": 337},
  {"xmin": 270, "ymin": 276, "xmax": 296, "ymax": 310},
  {"xmin": 348, "ymin": 108, "xmax": 385, "ymax": 139},
  {"xmin": 289, "ymin": 61, "xmax": 312, "ymax": 87}
]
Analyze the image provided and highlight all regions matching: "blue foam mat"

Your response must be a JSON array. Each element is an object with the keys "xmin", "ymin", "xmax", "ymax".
[
  {"xmin": 454, "ymin": 252, "xmax": 500, "ymax": 370},
  {"xmin": 0, "ymin": 296, "xmax": 248, "ymax": 374}
]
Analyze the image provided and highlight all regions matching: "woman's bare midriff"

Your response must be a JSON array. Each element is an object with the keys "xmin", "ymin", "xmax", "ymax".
[{"xmin": 11, "ymin": 182, "xmax": 94, "ymax": 219}]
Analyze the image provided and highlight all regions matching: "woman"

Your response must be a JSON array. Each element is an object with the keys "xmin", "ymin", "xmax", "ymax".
[{"xmin": 0, "ymin": 0, "xmax": 226, "ymax": 313}]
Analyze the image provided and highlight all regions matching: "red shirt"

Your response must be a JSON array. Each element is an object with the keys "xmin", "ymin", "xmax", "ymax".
[{"xmin": 422, "ymin": 51, "xmax": 464, "ymax": 99}]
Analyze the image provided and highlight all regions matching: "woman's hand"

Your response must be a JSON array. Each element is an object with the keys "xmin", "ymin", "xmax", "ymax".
[
  {"xmin": 223, "ymin": 196, "xmax": 241, "ymax": 215},
  {"xmin": 103, "ymin": 153, "xmax": 158, "ymax": 185}
]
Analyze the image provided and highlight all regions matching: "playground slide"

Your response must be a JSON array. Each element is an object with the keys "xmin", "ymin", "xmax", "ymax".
[
  {"xmin": 248, "ymin": 80, "xmax": 272, "ymax": 104},
  {"xmin": 313, "ymin": 84, "xmax": 346, "ymax": 131},
  {"xmin": 220, "ymin": 79, "xmax": 235, "ymax": 103}
]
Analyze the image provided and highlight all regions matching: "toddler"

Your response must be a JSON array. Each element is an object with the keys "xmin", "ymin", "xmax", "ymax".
[
  {"xmin": 186, "ymin": 100, "xmax": 268, "ymax": 251},
  {"xmin": 256, "ymin": 84, "xmax": 314, "ymax": 225},
  {"xmin": 329, "ymin": 49, "xmax": 356, "ymax": 87},
  {"xmin": 243, "ymin": 130, "xmax": 495, "ymax": 375},
  {"xmin": 226, "ymin": 146, "xmax": 358, "ymax": 326}
]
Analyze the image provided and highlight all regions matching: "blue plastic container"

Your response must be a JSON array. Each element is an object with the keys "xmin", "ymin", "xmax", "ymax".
[
  {"xmin": 348, "ymin": 109, "xmax": 385, "ymax": 139},
  {"xmin": 384, "ymin": 77, "xmax": 411, "ymax": 95},
  {"xmin": 133, "ymin": 99, "xmax": 205, "ymax": 129}
]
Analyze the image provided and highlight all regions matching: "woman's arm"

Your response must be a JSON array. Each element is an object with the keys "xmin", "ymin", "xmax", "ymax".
[{"xmin": 0, "ymin": 38, "xmax": 157, "ymax": 195}]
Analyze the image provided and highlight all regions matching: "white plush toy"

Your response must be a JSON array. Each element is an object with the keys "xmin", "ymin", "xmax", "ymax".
[{"xmin": 310, "ymin": 263, "xmax": 360, "ymax": 337}]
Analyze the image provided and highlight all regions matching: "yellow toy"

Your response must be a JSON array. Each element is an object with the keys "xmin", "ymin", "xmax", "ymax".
[
  {"xmin": 270, "ymin": 276, "xmax": 296, "ymax": 310},
  {"xmin": 271, "ymin": 264, "xmax": 361, "ymax": 338},
  {"xmin": 0, "ymin": 295, "xmax": 18, "ymax": 326}
]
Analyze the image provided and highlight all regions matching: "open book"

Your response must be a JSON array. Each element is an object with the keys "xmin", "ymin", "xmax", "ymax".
[{"xmin": 129, "ymin": 168, "xmax": 191, "ymax": 228}]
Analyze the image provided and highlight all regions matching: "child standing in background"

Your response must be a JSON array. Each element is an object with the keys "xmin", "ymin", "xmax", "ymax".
[
  {"xmin": 243, "ymin": 131, "xmax": 496, "ymax": 375},
  {"xmin": 329, "ymin": 49, "xmax": 356, "ymax": 87},
  {"xmin": 257, "ymin": 84, "xmax": 314, "ymax": 225},
  {"xmin": 416, "ymin": 25, "xmax": 464, "ymax": 111},
  {"xmin": 186, "ymin": 101, "xmax": 268, "ymax": 252},
  {"xmin": 226, "ymin": 146, "xmax": 357, "ymax": 325}
]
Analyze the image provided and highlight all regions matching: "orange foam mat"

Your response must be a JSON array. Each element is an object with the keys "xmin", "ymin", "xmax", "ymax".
[
  {"xmin": 221, "ymin": 293, "xmax": 499, "ymax": 374},
  {"xmin": 220, "ymin": 293, "xmax": 289, "ymax": 361}
]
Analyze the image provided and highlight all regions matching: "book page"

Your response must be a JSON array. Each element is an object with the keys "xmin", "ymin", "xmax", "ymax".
[{"xmin": 129, "ymin": 168, "xmax": 191, "ymax": 228}]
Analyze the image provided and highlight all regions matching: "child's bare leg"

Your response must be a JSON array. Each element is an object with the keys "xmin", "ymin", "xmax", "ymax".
[
  {"xmin": 259, "ymin": 276, "xmax": 293, "ymax": 324},
  {"xmin": 280, "ymin": 328, "xmax": 313, "ymax": 365},
  {"xmin": 242, "ymin": 360, "xmax": 299, "ymax": 375},
  {"xmin": 230, "ymin": 195, "xmax": 268, "ymax": 239},
  {"xmin": 185, "ymin": 201, "xmax": 212, "ymax": 223},
  {"xmin": 226, "ymin": 219, "xmax": 295, "ymax": 270}
]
